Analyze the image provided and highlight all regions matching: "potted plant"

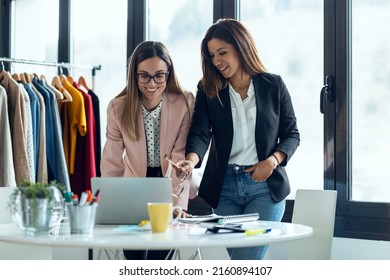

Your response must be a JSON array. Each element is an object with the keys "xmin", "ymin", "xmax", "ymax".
[{"xmin": 8, "ymin": 180, "xmax": 65, "ymax": 236}]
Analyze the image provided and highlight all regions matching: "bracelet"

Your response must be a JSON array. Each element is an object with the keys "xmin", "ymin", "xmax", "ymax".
[{"xmin": 272, "ymin": 154, "xmax": 280, "ymax": 166}]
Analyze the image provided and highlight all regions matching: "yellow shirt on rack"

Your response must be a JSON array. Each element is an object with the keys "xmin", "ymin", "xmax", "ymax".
[{"xmin": 61, "ymin": 78, "xmax": 87, "ymax": 174}]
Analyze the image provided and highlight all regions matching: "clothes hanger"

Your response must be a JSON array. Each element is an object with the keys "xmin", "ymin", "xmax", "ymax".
[
  {"xmin": 10, "ymin": 63, "xmax": 27, "ymax": 82},
  {"xmin": 61, "ymin": 88, "xmax": 73, "ymax": 102},
  {"xmin": 23, "ymin": 72, "xmax": 33, "ymax": 83},
  {"xmin": 52, "ymin": 67, "xmax": 72, "ymax": 102},
  {"xmin": 41, "ymin": 74, "xmax": 63, "ymax": 100},
  {"xmin": 59, "ymin": 74, "xmax": 67, "ymax": 85},
  {"xmin": 0, "ymin": 62, "xmax": 7, "ymax": 83},
  {"xmin": 58, "ymin": 66, "xmax": 68, "ymax": 85},
  {"xmin": 11, "ymin": 73, "xmax": 21, "ymax": 82},
  {"xmin": 12, "ymin": 73, "xmax": 22, "ymax": 83},
  {"xmin": 78, "ymin": 75, "xmax": 90, "ymax": 91},
  {"xmin": 63, "ymin": 66, "xmax": 75, "ymax": 85},
  {"xmin": 0, "ymin": 61, "xmax": 8, "ymax": 75},
  {"xmin": 52, "ymin": 75, "xmax": 72, "ymax": 102},
  {"xmin": 60, "ymin": 68, "xmax": 75, "ymax": 101},
  {"xmin": 52, "ymin": 75, "xmax": 62, "ymax": 89},
  {"xmin": 66, "ymin": 73, "xmax": 75, "ymax": 84},
  {"xmin": 50, "ymin": 83, "xmax": 65, "ymax": 101}
]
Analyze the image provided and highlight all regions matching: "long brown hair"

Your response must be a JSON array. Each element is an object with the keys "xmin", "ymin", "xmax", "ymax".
[
  {"xmin": 118, "ymin": 41, "xmax": 187, "ymax": 141},
  {"xmin": 200, "ymin": 18, "xmax": 267, "ymax": 98}
]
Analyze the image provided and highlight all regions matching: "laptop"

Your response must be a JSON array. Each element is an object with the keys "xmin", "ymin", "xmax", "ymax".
[{"xmin": 90, "ymin": 177, "xmax": 172, "ymax": 225}]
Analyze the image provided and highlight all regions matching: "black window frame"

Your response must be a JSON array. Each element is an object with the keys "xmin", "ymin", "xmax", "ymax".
[{"xmin": 324, "ymin": 0, "xmax": 390, "ymax": 241}]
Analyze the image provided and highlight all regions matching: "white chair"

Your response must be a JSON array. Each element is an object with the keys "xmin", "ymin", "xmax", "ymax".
[
  {"xmin": 288, "ymin": 189, "xmax": 337, "ymax": 260},
  {"xmin": 0, "ymin": 187, "xmax": 53, "ymax": 260}
]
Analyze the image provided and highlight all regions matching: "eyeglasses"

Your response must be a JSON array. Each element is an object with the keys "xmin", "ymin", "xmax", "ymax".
[
  {"xmin": 172, "ymin": 173, "xmax": 188, "ymax": 199},
  {"xmin": 136, "ymin": 72, "xmax": 169, "ymax": 84},
  {"xmin": 164, "ymin": 155, "xmax": 188, "ymax": 198}
]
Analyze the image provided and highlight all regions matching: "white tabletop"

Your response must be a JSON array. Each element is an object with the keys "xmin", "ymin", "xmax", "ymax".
[{"xmin": 0, "ymin": 221, "xmax": 312, "ymax": 250}]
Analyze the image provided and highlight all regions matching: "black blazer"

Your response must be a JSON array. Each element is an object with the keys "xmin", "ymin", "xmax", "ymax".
[{"xmin": 186, "ymin": 73, "xmax": 300, "ymax": 208}]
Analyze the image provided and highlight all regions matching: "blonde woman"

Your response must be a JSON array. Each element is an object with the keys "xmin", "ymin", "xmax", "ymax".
[{"xmin": 101, "ymin": 41, "xmax": 194, "ymax": 259}]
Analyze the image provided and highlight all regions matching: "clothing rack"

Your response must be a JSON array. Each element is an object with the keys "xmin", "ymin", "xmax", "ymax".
[{"xmin": 0, "ymin": 57, "xmax": 102, "ymax": 90}]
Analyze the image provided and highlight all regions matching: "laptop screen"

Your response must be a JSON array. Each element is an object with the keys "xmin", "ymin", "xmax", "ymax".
[{"xmin": 91, "ymin": 177, "xmax": 172, "ymax": 225}]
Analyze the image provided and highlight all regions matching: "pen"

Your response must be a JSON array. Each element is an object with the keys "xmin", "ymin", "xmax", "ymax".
[
  {"xmin": 86, "ymin": 191, "xmax": 94, "ymax": 204},
  {"xmin": 245, "ymin": 228, "xmax": 272, "ymax": 236},
  {"xmin": 91, "ymin": 189, "xmax": 100, "ymax": 205},
  {"xmin": 164, "ymin": 155, "xmax": 181, "ymax": 169},
  {"xmin": 64, "ymin": 191, "xmax": 73, "ymax": 203},
  {"xmin": 138, "ymin": 220, "xmax": 149, "ymax": 227},
  {"xmin": 71, "ymin": 194, "xmax": 79, "ymax": 206},
  {"xmin": 79, "ymin": 192, "xmax": 88, "ymax": 206}
]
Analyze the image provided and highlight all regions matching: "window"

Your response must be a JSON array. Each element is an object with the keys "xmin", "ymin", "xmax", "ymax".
[
  {"xmin": 71, "ymin": 0, "xmax": 128, "ymax": 145},
  {"xmin": 11, "ymin": 0, "xmax": 59, "ymax": 76},
  {"xmin": 325, "ymin": 0, "xmax": 390, "ymax": 240},
  {"xmin": 351, "ymin": 0, "xmax": 390, "ymax": 202},
  {"xmin": 240, "ymin": 0, "xmax": 324, "ymax": 199},
  {"xmin": 147, "ymin": 0, "xmax": 213, "ymax": 94}
]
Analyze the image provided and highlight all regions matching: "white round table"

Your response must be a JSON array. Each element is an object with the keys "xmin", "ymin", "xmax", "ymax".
[{"xmin": 0, "ymin": 220, "xmax": 312, "ymax": 250}]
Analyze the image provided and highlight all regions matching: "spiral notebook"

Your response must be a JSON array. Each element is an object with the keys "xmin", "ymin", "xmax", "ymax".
[{"xmin": 177, "ymin": 212, "xmax": 259, "ymax": 225}]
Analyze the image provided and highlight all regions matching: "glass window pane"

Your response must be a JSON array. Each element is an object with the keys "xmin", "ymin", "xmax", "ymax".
[
  {"xmin": 71, "ymin": 0, "xmax": 127, "ymax": 147},
  {"xmin": 11, "ymin": 0, "xmax": 59, "ymax": 76},
  {"xmin": 240, "ymin": 0, "xmax": 324, "ymax": 198},
  {"xmin": 351, "ymin": 0, "xmax": 390, "ymax": 202},
  {"xmin": 147, "ymin": 0, "xmax": 213, "ymax": 94}
]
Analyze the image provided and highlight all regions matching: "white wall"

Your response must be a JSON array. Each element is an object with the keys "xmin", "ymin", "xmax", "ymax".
[
  {"xmin": 332, "ymin": 237, "xmax": 390, "ymax": 260},
  {"xmin": 1, "ymin": 237, "xmax": 389, "ymax": 260},
  {"xmin": 264, "ymin": 237, "xmax": 390, "ymax": 260}
]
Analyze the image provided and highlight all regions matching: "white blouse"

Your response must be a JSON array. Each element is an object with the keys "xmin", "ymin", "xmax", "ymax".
[{"xmin": 228, "ymin": 80, "xmax": 258, "ymax": 165}]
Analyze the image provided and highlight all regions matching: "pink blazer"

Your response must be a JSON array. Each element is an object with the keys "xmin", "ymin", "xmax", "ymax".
[{"xmin": 100, "ymin": 91, "xmax": 195, "ymax": 210}]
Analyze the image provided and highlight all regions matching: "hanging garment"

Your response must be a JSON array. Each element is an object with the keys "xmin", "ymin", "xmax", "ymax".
[
  {"xmin": 24, "ymin": 82, "xmax": 41, "ymax": 179},
  {"xmin": 18, "ymin": 83, "xmax": 35, "ymax": 182},
  {"xmin": 69, "ymin": 81, "xmax": 96, "ymax": 196},
  {"xmin": 52, "ymin": 75, "xmax": 72, "ymax": 102},
  {"xmin": 60, "ymin": 77, "xmax": 87, "ymax": 174},
  {"xmin": 77, "ymin": 76, "xmax": 101, "ymax": 177},
  {"xmin": 29, "ymin": 81, "xmax": 48, "ymax": 183},
  {"xmin": 33, "ymin": 76, "xmax": 57, "ymax": 182},
  {"xmin": 0, "ymin": 71, "xmax": 31, "ymax": 184},
  {"xmin": 0, "ymin": 85, "xmax": 16, "ymax": 187},
  {"xmin": 39, "ymin": 78, "xmax": 70, "ymax": 191},
  {"xmin": 87, "ymin": 88, "xmax": 101, "ymax": 177},
  {"xmin": 40, "ymin": 75, "xmax": 63, "ymax": 101}
]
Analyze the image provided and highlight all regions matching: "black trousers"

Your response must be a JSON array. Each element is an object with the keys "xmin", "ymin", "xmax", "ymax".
[{"xmin": 123, "ymin": 167, "xmax": 171, "ymax": 260}]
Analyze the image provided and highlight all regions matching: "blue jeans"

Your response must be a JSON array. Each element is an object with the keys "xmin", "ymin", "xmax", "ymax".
[{"xmin": 213, "ymin": 164, "xmax": 285, "ymax": 260}]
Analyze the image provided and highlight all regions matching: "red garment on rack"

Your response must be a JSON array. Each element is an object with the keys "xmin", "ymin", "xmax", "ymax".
[{"xmin": 69, "ymin": 81, "xmax": 97, "ymax": 196}]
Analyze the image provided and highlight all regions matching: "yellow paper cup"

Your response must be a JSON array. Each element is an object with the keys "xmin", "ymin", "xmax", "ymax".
[{"xmin": 147, "ymin": 202, "xmax": 182, "ymax": 233}]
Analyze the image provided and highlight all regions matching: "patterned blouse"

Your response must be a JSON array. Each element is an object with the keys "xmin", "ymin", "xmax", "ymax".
[{"xmin": 141, "ymin": 101, "xmax": 162, "ymax": 168}]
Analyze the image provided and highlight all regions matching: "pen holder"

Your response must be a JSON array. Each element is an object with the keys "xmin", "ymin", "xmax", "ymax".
[{"xmin": 67, "ymin": 204, "xmax": 97, "ymax": 234}]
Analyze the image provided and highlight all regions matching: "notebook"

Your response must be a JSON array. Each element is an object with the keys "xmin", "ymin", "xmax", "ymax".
[
  {"xmin": 177, "ymin": 213, "xmax": 260, "ymax": 225},
  {"xmin": 90, "ymin": 177, "xmax": 172, "ymax": 225}
]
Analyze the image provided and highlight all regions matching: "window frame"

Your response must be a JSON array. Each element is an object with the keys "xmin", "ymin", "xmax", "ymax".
[
  {"xmin": 0, "ymin": 0, "xmax": 12, "ymax": 65},
  {"xmin": 325, "ymin": 0, "xmax": 390, "ymax": 241}
]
